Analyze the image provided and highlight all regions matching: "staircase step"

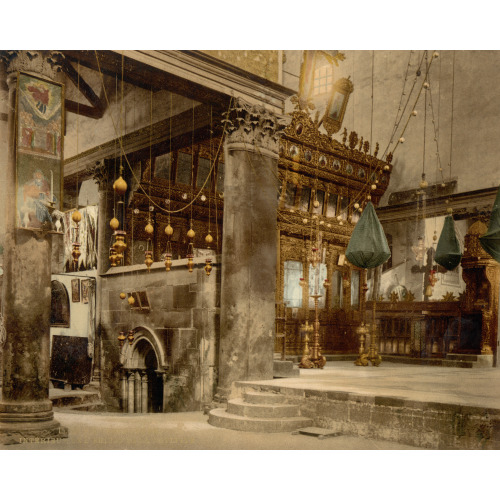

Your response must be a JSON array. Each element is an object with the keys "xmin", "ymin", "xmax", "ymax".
[
  {"xmin": 243, "ymin": 391, "xmax": 285, "ymax": 405},
  {"xmin": 55, "ymin": 402, "xmax": 108, "ymax": 412},
  {"xmin": 227, "ymin": 398, "xmax": 299, "ymax": 418},
  {"xmin": 208, "ymin": 408, "xmax": 313, "ymax": 433},
  {"xmin": 50, "ymin": 391, "xmax": 100, "ymax": 408}
]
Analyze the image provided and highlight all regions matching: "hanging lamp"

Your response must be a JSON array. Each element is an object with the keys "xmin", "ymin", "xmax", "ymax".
[
  {"xmin": 434, "ymin": 215, "xmax": 462, "ymax": 270},
  {"xmin": 479, "ymin": 185, "xmax": 500, "ymax": 263}
]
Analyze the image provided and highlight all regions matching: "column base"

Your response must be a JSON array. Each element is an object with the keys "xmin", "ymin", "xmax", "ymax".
[
  {"xmin": 0, "ymin": 400, "xmax": 68, "ymax": 445},
  {"xmin": 213, "ymin": 386, "xmax": 232, "ymax": 404}
]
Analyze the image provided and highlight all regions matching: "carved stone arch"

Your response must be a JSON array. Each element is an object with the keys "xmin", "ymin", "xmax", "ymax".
[{"xmin": 121, "ymin": 326, "xmax": 167, "ymax": 370}]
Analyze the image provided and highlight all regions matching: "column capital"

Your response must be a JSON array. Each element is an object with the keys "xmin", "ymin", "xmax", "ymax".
[
  {"xmin": 86, "ymin": 160, "xmax": 110, "ymax": 190},
  {"xmin": 0, "ymin": 50, "xmax": 64, "ymax": 83},
  {"xmin": 222, "ymin": 97, "xmax": 290, "ymax": 156}
]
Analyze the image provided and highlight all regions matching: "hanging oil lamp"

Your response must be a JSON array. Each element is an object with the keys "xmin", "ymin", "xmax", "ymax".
[
  {"xmin": 204, "ymin": 232, "xmax": 214, "ymax": 277},
  {"xmin": 113, "ymin": 164, "xmax": 128, "ymax": 196},
  {"xmin": 127, "ymin": 329, "xmax": 135, "ymax": 345},
  {"xmin": 109, "ymin": 247, "xmax": 118, "ymax": 267},
  {"xmin": 164, "ymin": 221, "xmax": 174, "ymax": 272},
  {"xmin": 186, "ymin": 225, "xmax": 195, "ymax": 272},
  {"xmin": 309, "ymin": 246, "xmax": 320, "ymax": 268},
  {"xmin": 412, "ymin": 237, "xmax": 426, "ymax": 263},
  {"xmin": 128, "ymin": 295, "xmax": 135, "ymax": 306},
  {"xmin": 144, "ymin": 250, "xmax": 153, "ymax": 272},
  {"xmin": 71, "ymin": 209, "xmax": 82, "ymax": 271},
  {"xmin": 119, "ymin": 292, "xmax": 126, "ymax": 300},
  {"xmin": 117, "ymin": 331, "xmax": 127, "ymax": 348},
  {"xmin": 113, "ymin": 230, "xmax": 127, "ymax": 261},
  {"xmin": 110, "ymin": 216, "xmax": 120, "ymax": 231}
]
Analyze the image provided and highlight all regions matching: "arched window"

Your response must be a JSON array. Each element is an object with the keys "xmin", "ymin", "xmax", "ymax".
[{"xmin": 51, "ymin": 280, "xmax": 70, "ymax": 327}]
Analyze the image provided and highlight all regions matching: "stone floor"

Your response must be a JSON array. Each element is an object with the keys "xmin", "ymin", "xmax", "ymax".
[
  {"xmin": 261, "ymin": 360, "xmax": 500, "ymax": 409},
  {"xmin": 4, "ymin": 410, "xmax": 421, "ymax": 450},
  {"xmin": 3, "ymin": 360, "xmax": 500, "ymax": 450}
]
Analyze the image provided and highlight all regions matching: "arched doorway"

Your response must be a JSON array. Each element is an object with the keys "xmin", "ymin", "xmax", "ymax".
[{"xmin": 122, "ymin": 334, "xmax": 165, "ymax": 413}]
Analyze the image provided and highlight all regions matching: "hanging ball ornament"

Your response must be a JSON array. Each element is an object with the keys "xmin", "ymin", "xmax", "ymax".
[
  {"xmin": 354, "ymin": 203, "xmax": 360, "ymax": 209},
  {"xmin": 128, "ymin": 296, "xmax": 135, "ymax": 306},
  {"xmin": 336, "ymin": 215, "xmax": 342, "ymax": 222},
  {"xmin": 165, "ymin": 224, "xmax": 174, "ymax": 236},
  {"xmin": 145, "ymin": 221, "xmax": 154, "ymax": 235},
  {"xmin": 72, "ymin": 210, "xmax": 82, "ymax": 224},
  {"xmin": 120, "ymin": 292, "xmax": 126, "ymax": 300},
  {"xmin": 205, "ymin": 233, "xmax": 213, "ymax": 245},
  {"xmin": 201, "ymin": 195, "xmax": 207, "ymax": 202},
  {"xmin": 302, "ymin": 218, "xmax": 308, "ymax": 224},
  {"xmin": 113, "ymin": 174, "xmax": 127, "ymax": 196},
  {"xmin": 399, "ymin": 137, "xmax": 405, "ymax": 143},
  {"xmin": 358, "ymin": 207, "xmax": 363, "ymax": 213},
  {"xmin": 423, "ymin": 82, "xmax": 430, "ymax": 89},
  {"xmin": 110, "ymin": 217, "xmax": 120, "ymax": 230},
  {"xmin": 441, "ymin": 183, "xmax": 446, "ymax": 188},
  {"xmin": 447, "ymin": 207, "xmax": 453, "ymax": 214},
  {"xmin": 383, "ymin": 165, "xmax": 390, "ymax": 171},
  {"xmin": 187, "ymin": 228, "xmax": 195, "ymax": 239},
  {"xmin": 433, "ymin": 52, "xmax": 439, "ymax": 58},
  {"xmin": 420, "ymin": 179, "xmax": 428, "ymax": 188},
  {"xmin": 367, "ymin": 194, "xmax": 372, "ymax": 201},
  {"xmin": 371, "ymin": 184, "xmax": 377, "ymax": 190},
  {"xmin": 412, "ymin": 110, "xmax": 418, "ymax": 116},
  {"xmin": 313, "ymin": 199, "xmax": 320, "ymax": 208}
]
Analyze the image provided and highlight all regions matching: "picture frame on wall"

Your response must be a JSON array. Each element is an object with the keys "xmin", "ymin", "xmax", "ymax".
[
  {"xmin": 81, "ymin": 279, "xmax": 91, "ymax": 304},
  {"xmin": 71, "ymin": 278, "xmax": 80, "ymax": 303}
]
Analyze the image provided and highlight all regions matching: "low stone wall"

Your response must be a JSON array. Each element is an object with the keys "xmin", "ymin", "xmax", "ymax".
[{"xmin": 234, "ymin": 382, "xmax": 500, "ymax": 450}]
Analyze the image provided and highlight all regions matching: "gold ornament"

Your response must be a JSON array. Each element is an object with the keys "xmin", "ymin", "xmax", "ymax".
[
  {"xmin": 187, "ymin": 254, "xmax": 194, "ymax": 273},
  {"xmin": 113, "ymin": 174, "xmax": 127, "ymax": 196},
  {"xmin": 205, "ymin": 233, "xmax": 213, "ymax": 245},
  {"xmin": 110, "ymin": 217, "xmax": 119, "ymax": 230},
  {"xmin": 187, "ymin": 228, "xmax": 195, "ymax": 239},
  {"xmin": 117, "ymin": 331, "xmax": 127, "ymax": 348},
  {"xmin": 204, "ymin": 258, "xmax": 212, "ymax": 277},
  {"xmin": 128, "ymin": 295, "xmax": 135, "ymax": 306},
  {"xmin": 109, "ymin": 247, "xmax": 119, "ymax": 267},
  {"xmin": 119, "ymin": 292, "xmax": 126, "ymax": 300},
  {"xmin": 113, "ymin": 230, "xmax": 127, "ymax": 259},
  {"xmin": 71, "ymin": 242, "xmax": 81, "ymax": 269},
  {"xmin": 144, "ymin": 250, "xmax": 153, "ymax": 272},
  {"xmin": 72, "ymin": 210, "xmax": 82, "ymax": 224},
  {"xmin": 313, "ymin": 199, "xmax": 320, "ymax": 208},
  {"xmin": 127, "ymin": 330, "xmax": 135, "ymax": 345},
  {"xmin": 165, "ymin": 224, "xmax": 174, "ymax": 236},
  {"xmin": 164, "ymin": 253, "xmax": 172, "ymax": 272},
  {"xmin": 145, "ymin": 222, "xmax": 154, "ymax": 235}
]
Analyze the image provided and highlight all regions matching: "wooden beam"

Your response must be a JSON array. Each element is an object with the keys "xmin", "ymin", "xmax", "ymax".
[{"xmin": 64, "ymin": 102, "xmax": 220, "ymax": 178}]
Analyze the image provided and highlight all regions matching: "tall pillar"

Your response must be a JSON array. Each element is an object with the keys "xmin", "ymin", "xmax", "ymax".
[
  {"xmin": 87, "ymin": 160, "xmax": 114, "ymax": 383},
  {"xmin": 141, "ymin": 371, "xmax": 148, "ymax": 413},
  {"xmin": 216, "ymin": 99, "xmax": 287, "ymax": 400},
  {"xmin": 0, "ymin": 51, "xmax": 67, "ymax": 442},
  {"xmin": 127, "ymin": 371, "xmax": 134, "ymax": 413}
]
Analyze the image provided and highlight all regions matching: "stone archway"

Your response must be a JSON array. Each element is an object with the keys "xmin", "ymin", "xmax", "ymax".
[{"xmin": 120, "ymin": 328, "xmax": 167, "ymax": 413}]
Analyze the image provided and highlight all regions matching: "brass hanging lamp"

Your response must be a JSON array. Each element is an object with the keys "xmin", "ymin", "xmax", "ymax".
[
  {"xmin": 164, "ymin": 219, "xmax": 173, "ymax": 272},
  {"xmin": 186, "ymin": 224, "xmax": 195, "ymax": 272}
]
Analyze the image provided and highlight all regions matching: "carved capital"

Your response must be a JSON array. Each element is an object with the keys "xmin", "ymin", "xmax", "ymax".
[
  {"xmin": 85, "ymin": 160, "xmax": 109, "ymax": 189},
  {"xmin": 0, "ymin": 50, "xmax": 64, "ymax": 83},
  {"xmin": 222, "ymin": 98, "xmax": 290, "ymax": 155}
]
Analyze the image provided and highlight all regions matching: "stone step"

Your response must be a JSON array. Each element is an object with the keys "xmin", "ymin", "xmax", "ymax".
[
  {"xmin": 208, "ymin": 408, "xmax": 313, "ymax": 433},
  {"xmin": 50, "ymin": 391, "xmax": 101, "ymax": 408},
  {"xmin": 243, "ymin": 391, "xmax": 285, "ymax": 405},
  {"xmin": 54, "ymin": 402, "xmax": 108, "ymax": 412},
  {"xmin": 227, "ymin": 398, "xmax": 299, "ymax": 418}
]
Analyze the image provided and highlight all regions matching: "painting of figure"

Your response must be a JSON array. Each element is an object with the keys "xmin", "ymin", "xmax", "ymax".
[{"xmin": 15, "ymin": 72, "xmax": 63, "ymax": 229}]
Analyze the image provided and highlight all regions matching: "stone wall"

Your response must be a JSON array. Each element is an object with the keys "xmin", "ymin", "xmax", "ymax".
[
  {"xmin": 98, "ymin": 258, "xmax": 219, "ymax": 412},
  {"xmin": 234, "ymin": 382, "xmax": 500, "ymax": 450}
]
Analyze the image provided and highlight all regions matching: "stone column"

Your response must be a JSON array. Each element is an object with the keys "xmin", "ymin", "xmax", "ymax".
[
  {"xmin": 87, "ymin": 160, "xmax": 114, "ymax": 383},
  {"xmin": 120, "ymin": 370, "xmax": 128, "ymax": 412},
  {"xmin": 134, "ymin": 370, "xmax": 141, "ymax": 413},
  {"xmin": 141, "ymin": 371, "xmax": 148, "ymax": 413},
  {"xmin": 0, "ymin": 51, "xmax": 67, "ymax": 442},
  {"xmin": 216, "ymin": 99, "xmax": 287, "ymax": 400},
  {"xmin": 127, "ymin": 371, "xmax": 134, "ymax": 413}
]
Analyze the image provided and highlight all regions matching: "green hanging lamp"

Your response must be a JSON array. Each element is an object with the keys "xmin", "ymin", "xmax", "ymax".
[
  {"xmin": 345, "ymin": 201, "xmax": 391, "ymax": 269},
  {"xmin": 434, "ymin": 215, "xmax": 462, "ymax": 270},
  {"xmin": 479, "ymin": 185, "xmax": 500, "ymax": 263}
]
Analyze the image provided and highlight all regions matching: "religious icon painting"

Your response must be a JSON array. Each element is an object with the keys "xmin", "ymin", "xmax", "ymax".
[
  {"xmin": 81, "ymin": 279, "xmax": 91, "ymax": 304},
  {"xmin": 15, "ymin": 72, "xmax": 64, "ymax": 230},
  {"xmin": 71, "ymin": 279, "xmax": 80, "ymax": 303}
]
